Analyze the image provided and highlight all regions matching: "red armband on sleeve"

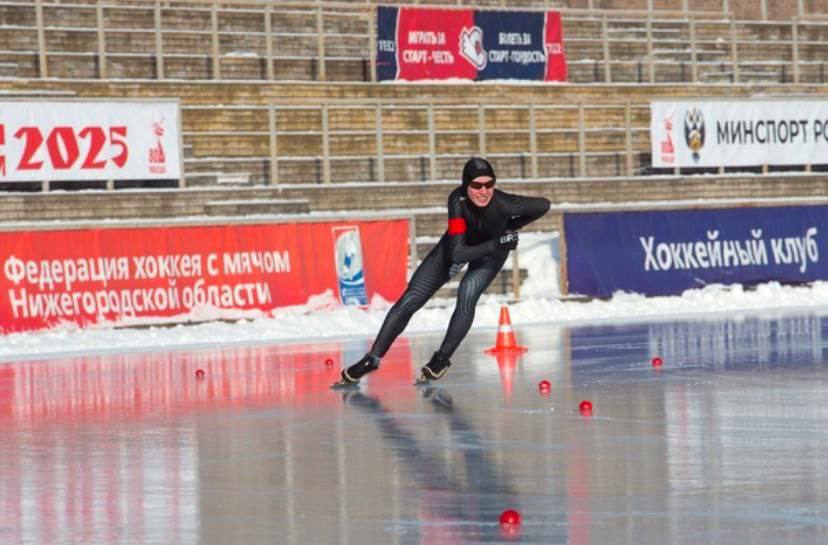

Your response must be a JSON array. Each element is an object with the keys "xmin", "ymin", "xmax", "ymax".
[{"xmin": 448, "ymin": 218, "xmax": 466, "ymax": 235}]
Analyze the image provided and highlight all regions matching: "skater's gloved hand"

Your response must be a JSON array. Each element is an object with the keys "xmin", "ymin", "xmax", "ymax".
[{"xmin": 495, "ymin": 231, "xmax": 519, "ymax": 251}]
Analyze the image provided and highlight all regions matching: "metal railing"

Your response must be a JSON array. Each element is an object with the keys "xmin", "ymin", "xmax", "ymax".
[
  {"xmin": 13, "ymin": 0, "xmax": 370, "ymax": 80},
  {"xmin": 178, "ymin": 96, "xmax": 828, "ymax": 187},
  {"xmin": 565, "ymin": 14, "xmax": 828, "ymax": 85},
  {"xmin": 265, "ymin": 100, "xmax": 643, "ymax": 183},
  {"xmin": 1, "ymin": 0, "xmax": 827, "ymax": 83}
]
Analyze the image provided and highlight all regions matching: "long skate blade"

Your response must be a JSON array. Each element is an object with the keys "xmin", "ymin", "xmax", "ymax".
[{"xmin": 331, "ymin": 379, "xmax": 360, "ymax": 390}]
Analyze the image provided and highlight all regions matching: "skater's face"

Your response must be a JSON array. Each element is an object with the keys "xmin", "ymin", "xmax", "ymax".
[{"xmin": 467, "ymin": 176, "xmax": 495, "ymax": 207}]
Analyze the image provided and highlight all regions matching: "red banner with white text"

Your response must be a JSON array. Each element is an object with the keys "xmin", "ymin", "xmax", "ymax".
[{"xmin": 0, "ymin": 219, "xmax": 409, "ymax": 333}]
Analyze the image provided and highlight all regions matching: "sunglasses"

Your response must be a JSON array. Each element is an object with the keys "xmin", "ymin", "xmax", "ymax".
[{"xmin": 468, "ymin": 180, "xmax": 496, "ymax": 190}]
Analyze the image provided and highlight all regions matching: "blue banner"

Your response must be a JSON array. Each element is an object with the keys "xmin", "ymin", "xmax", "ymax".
[
  {"xmin": 376, "ymin": 6, "xmax": 398, "ymax": 82},
  {"xmin": 474, "ymin": 11, "xmax": 547, "ymax": 81},
  {"xmin": 565, "ymin": 206, "xmax": 827, "ymax": 297}
]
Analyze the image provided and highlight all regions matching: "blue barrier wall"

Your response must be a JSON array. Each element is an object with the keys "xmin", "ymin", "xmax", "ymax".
[{"xmin": 565, "ymin": 206, "xmax": 825, "ymax": 297}]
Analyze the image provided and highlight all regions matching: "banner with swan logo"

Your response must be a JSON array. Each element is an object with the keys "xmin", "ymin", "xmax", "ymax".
[{"xmin": 376, "ymin": 6, "xmax": 566, "ymax": 82}]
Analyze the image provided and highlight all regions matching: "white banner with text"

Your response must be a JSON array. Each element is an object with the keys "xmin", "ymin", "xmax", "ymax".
[
  {"xmin": 651, "ymin": 100, "xmax": 828, "ymax": 168},
  {"xmin": 0, "ymin": 100, "xmax": 181, "ymax": 181}
]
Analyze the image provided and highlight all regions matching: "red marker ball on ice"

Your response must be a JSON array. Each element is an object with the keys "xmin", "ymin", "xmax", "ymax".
[
  {"xmin": 324, "ymin": 358, "xmax": 334, "ymax": 367},
  {"xmin": 538, "ymin": 380, "xmax": 551, "ymax": 392},
  {"xmin": 499, "ymin": 509, "xmax": 522, "ymax": 527},
  {"xmin": 195, "ymin": 369, "xmax": 205, "ymax": 379},
  {"xmin": 651, "ymin": 357, "xmax": 663, "ymax": 367},
  {"xmin": 579, "ymin": 400, "xmax": 593, "ymax": 415}
]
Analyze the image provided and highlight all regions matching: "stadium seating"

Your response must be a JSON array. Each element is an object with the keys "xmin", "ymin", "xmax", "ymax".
[
  {"xmin": 1, "ymin": 0, "xmax": 827, "ymax": 297},
  {"xmin": 1, "ymin": 1, "xmax": 827, "ymax": 82}
]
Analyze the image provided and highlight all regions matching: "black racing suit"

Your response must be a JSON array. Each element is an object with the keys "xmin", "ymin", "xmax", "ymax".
[{"xmin": 368, "ymin": 186, "xmax": 551, "ymax": 360}]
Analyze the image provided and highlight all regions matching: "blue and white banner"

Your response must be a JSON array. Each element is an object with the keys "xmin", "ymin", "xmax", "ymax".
[
  {"xmin": 651, "ymin": 100, "xmax": 828, "ymax": 168},
  {"xmin": 565, "ymin": 206, "xmax": 826, "ymax": 297}
]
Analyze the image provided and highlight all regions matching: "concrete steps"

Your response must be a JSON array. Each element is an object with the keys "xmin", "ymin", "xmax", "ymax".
[
  {"xmin": 4, "ymin": 173, "xmax": 828, "ymax": 226},
  {"xmin": 204, "ymin": 198, "xmax": 310, "ymax": 215}
]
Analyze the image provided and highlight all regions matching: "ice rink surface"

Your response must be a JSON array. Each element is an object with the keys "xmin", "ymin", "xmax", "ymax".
[{"xmin": 2, "ymin": 310, "xmax": 828, "ymax": 544}]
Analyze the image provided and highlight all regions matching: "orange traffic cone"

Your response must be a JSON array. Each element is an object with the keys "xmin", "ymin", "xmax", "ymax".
[{"xmin": 485, "ymin": 305, "xmax": 528, "ymax": 355}]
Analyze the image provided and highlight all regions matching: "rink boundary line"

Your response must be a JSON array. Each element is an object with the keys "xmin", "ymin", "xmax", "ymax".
[{"xmin": 4, "ymin": 299, "xmax": 828, "ymax": 364}]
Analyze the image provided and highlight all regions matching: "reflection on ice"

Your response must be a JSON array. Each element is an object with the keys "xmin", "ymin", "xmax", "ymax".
[
  {"xmin": 1, "ymin": 312, "xmax": 828, "ymax": 544},
  {"xmin": 650, "ymin": 314, "xmax": 824, "ymax": 369}
]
